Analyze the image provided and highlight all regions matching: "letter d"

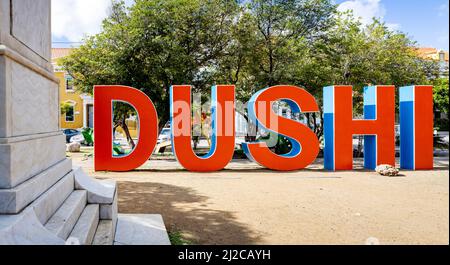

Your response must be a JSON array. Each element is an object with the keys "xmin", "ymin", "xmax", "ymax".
[{"xmin": 94, "ymin": 85, "xmax": 158, "ymax": 171}]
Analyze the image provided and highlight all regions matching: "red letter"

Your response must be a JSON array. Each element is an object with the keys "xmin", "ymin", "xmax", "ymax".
[
  {"xmin": 94, "ymin": 85, "xmax": 158, "ymax": 171},
  {"xmin": 170, "ymin": 85, "xmax": 235, "ymax": 172},
  {"xmin": 399, "ymin": 85, "xmax": 434, "ymax": 170},
  {"xmin": 242, "ymin": 86, "xmax": 320, "ymax": 171},
  {"xmin": 323, "ymin": 85, "xmax": 395, "ymax": 170}
]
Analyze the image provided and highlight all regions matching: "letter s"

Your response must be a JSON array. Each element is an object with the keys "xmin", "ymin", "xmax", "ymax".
[{"xmin": 242, "ymin": 86, "xmax": 319, "ymax": 171}]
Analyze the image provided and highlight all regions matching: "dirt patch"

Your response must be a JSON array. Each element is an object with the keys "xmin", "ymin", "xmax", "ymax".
[
  {"xmin": 72, "ymin": 152, "xmax": 449, "ymax": 245},
  {"xmin": 117, "ymin": 181, "xmax": 260, "ymax": 244}
]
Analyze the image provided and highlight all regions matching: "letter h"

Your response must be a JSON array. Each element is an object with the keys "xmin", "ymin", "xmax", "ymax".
[{"xmin": 323, "ymin": 86, "xmax": 396, "ymax": 170}]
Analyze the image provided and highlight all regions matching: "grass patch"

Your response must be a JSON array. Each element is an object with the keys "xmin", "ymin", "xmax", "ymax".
[{"xmin": 168, "ymin": 230, "xmax": 193, "ymax": 245}]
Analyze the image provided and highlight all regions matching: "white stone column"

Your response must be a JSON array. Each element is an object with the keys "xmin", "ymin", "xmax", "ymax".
[
  {"xmin": 81, "ymin": 94, "xmax": 93, "ymax": 128},
  {"xmin": 0, "ymin": 0, "xmax": 72, "ymax": 244},
  {"xmin": 0, "ymin": 0, "xmax": 163, "ymax": 245},
  {"xmin": 83, "ymin": 100, "xmax": 88, "ymax": 129},
  {"xmin": 0, "ymin": 0, "xmax": 67, "ymax": 191}
]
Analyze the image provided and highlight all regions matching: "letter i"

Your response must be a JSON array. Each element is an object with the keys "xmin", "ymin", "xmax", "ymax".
[{"xmin": 399, "ymin": 85, "xmax": 434, "ymax": 170}]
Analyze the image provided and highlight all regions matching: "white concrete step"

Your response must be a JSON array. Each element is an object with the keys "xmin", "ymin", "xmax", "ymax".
[
  {"xmin": 100, "ymin": 187, "xmax": 118, "ymax": 222},
  {"xmin": 0, "ymin": 158, "xmax": 72, "ymax": 214},
  {"xmin": 73, "ymin": 167, "xmax": 115, "ymax": 204},
  {"xmin": 92, "ymin": 220, "xmax": 115, "ymax": 245},
  {"xmin": 44, "ymin": 190, "xmax": 87, "ymax": 240},
  {"xmin": 29, "ymin": 172, "xmax": 74, "ymax": 225},
  {"xmin": 114, "ymin": 214, "xmax": 171, "ymax": 245},
  {"xmin": 69, "ymin": 204, "xmax": 99, "ymax": 245},
  {"xmin": 0, "ymin": 208, "xmax": 65, "ymax": 245}
]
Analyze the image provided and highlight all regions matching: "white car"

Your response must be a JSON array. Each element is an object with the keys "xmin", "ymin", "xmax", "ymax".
[
  {"xmin": 157, "ymin": 128, "xmax": 171, "ymax": 144},
  {"xmin": 70, "ymin": 134, "xmax": 85, "ymax": 144}
]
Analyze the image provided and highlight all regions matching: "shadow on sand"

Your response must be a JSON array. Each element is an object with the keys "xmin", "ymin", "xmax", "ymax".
[{"xmin": 117, "ymin": 181, "xmax": 262, "ymax": 245}]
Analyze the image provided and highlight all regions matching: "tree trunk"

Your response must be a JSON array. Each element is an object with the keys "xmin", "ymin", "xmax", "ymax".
[
  {"xmin": 113, "ymin": 124, "xmax": 120, "ymax": 141},
  {"xmin": 245, "ymin": 121, "xmax": 258, "ymax": 142},
  {"xmin": 305, "ymin": 113, "xmax": 311, "ymax": 129},
  {"xmin": 312, "ymin": 113, "xmax": 317, "ymax": 134},
  {"xmin": 236, "ymin": 109, "xmax": 258, "ymax": 143},
  {"xmin": 356, "ymin": 135, "xmax": 363, "ymax": 158},
  {"xmin": 120, "ymin": 116, "xmax": 135, "ymax": 149},
  {"xmin": 317, "ymin": 109, "xmax": 324, "ymax": 139},
  {"xmin": 193, "ymin": 136, "xmax": 199, "ymax": 150},
  {"xmin": 158, "ymin": 119, "xmax": 167, "ymax": 132}
]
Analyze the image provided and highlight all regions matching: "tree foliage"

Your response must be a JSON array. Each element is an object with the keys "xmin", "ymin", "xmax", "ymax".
[
  {"xmin": 60, "ymin": 101, "xmax": 72, "ymax": 115},
  {"xmin": 433, "ymin": 77, "xmax": 449, "ymax": 131},
  {"xmin": 433, "ymin": 78, "xmax": 449, "ymax": 114},
  {"xmin": 61, "ymin": 0, "xmax": 443, "ymax": 144}
]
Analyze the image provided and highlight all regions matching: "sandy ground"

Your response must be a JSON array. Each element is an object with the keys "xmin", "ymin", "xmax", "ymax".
[{"xmin": 69, "ymin": 150, "xmax": 449, "ymax": 245}]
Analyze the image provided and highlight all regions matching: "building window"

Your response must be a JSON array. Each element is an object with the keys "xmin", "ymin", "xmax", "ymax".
[
  {"xmin": 65, "ymin": 74, "xmax": 74, "ymax": 91},
  {"xmin": 439, "ymin": 51, "xmax": 445, "ymax": 62},
  {"xmin": 65, "ymin": 104, "xmax": 74, "ymax": 122}
]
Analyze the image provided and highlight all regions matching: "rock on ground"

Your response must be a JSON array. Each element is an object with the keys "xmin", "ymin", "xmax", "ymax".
[
  {"xmin": 375, "ymin": 164, "xmax": 399, "ymax": 176},
  {"xmin": 67, "ymin": 142, "xmax": 81, "ymax": 153}
]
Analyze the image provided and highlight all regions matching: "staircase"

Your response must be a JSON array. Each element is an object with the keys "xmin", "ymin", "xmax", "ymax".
[
  {"xmin": 0, "ymin": 0, "xmax": 170, "ymax": 246},
  {"xmin": 0, "ymin": 159, "xmax": 170, "ymax": 245}
]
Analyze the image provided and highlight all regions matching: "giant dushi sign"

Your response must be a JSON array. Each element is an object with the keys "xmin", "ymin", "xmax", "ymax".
[{"xmin": 93, "ymin": 85, "xmax": 433, "ymax": 172}]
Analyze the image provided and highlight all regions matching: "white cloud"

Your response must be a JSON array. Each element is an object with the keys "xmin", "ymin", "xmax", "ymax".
[
  {"xmin": 338, "ymin": 0, "xmax": 385, "ymax": 24},
  {"xmin": 438, "ymin": 2, "xmax": 449, "ymax": 17},
  {"xmin": 338, "ymin": 0, "xmax": 399, "ymax": 30},
  {"xmin": 51, "ymin": 0, "xmax": 111, "ymax": 42},
  {"xmin": 385, "ymin": 23, "xmax": 400, "ymax": 31}
]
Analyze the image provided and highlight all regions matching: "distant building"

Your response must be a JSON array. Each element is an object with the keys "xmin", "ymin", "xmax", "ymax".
[
  {"xmin": 51, "ymin": 48, "xmax": 93, "ymax": 129},
  {"xmin": 416, "ymin": 47, "xmax": 449, "ymax": 77},
  {"xmin": 415, "ymin": 47, "xmax": 449, "ymax": 123},
  {"xmin": 52, "ymin": 48, "xmax": 138, "ymax": 138}
]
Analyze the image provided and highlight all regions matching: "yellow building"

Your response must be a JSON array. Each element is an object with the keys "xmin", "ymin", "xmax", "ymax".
[
  {"xmin": 416, "ymin": 47, "xmax": 449, "ymax": 61},
  {"xmin": 52, "ymin": 48, "xmax": 93, "ymax": 129},
  {"xmin": 52, "ymin": 48, "xmax": 138, "ymax": 137}
]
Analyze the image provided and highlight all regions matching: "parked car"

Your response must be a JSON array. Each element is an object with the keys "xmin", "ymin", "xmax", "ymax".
[
  {"xmin": 70, "ymin": 133, "xmax": 85, "ymax": 144},
  {"xmin": 63, "ymin": 129, "xmax": 81, "ymax": 143},
  {"xmin": 157, "ymin": 128, "xmax": 172, "ymax": 144}
]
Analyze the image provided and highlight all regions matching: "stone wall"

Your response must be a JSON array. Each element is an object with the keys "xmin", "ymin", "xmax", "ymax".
[
  {"xmin": 0, "ymin": 0, "xmax": 65, "ymax": 191},
  {"xmin": 0, "ymin": 0, "xmax": 53, "ymax": 71}
]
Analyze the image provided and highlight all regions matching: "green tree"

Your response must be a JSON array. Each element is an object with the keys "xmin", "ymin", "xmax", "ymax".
[
  {"xmin": 213, "ymin": 0, "xmax": 336, "ymax": 142},
  {"xmin": 296, "ymin": 13, "xmax": 436, "ymax": 138},
  {"xmin": 433, "ymin": 77, "xmax": 449, "ymax": 131},
  {"xmin": 62, "ymin": 0, "xmax": 240, "ymax": 130},
  {"xmin": 433, "ymin": 77, "xmax": 449, "ymax": 115},
  {"xmin": 214, "ymin": 0, "xmax": 336, "ymax": 99},
  {"xmin": 60, "ymin": 102, "xmax": 72, "ymax": 115},
  {"xmin": 61, "ymin": 1, "xmax": 439, "ymax": 154}
]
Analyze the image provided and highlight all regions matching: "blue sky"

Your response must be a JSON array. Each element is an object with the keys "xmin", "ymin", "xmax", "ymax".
[
  {"xmin": 52, "ymin": 0, "xmax": 449, "ymax": 51},
  {"xmin": 336, "ymin": 0, "xmax": 449, "ymax": 50}
]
